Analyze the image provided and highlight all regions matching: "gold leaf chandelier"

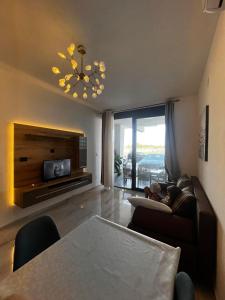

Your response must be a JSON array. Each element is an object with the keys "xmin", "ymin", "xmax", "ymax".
[{"xmin": 51, "ymin": 44, "xmax": 106, "ymax": 100}]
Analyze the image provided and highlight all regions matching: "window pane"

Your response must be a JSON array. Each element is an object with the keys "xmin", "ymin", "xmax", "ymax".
[
  {"xmin": 114, "ymin": 118, "xmax": 132, "ymax": 189},
  {"xmin": 136, "ymin": 116, "xmax": 167, "ymax": 189}
]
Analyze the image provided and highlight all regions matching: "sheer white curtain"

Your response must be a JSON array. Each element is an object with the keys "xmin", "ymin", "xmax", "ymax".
[{"xmin": 102, "ymin": 110, "xmax": 114, "ymax": 188}]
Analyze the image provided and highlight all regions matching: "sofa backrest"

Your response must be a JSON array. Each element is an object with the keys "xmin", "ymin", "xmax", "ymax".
[
  {"xmin": 177, "ymin": 175, "xmax": 192, "ymax": 189},
  {"xmin": 171, "ymin": 191, "xmax": 196, "ymax": 219},
  {"xmin": 192, "ymin": 176, "xmax": 217, "ymax": 287}
]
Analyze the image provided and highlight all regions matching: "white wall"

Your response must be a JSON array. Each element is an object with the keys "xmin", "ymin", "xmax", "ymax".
[
  {"xmin": 175, "ymin": 96, "xmax": 198, "ymax": 176},
  {"xmin": 198, "ymin": 13, "xmax": 225, "ymax": 300},
  {"xmin": 0, "ymin": 1, "xmax": 199, "ymax": 230},
  {"xmin": 0, "ymin": 62, "xmax": 102, "ymax": 227},
  {"xmin": 0, "ymin": 1, "xmax": 103, "ymax": 228}
]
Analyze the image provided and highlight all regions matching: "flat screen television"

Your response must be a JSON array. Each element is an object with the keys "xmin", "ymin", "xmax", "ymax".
[{"xmin": 43, "ymin": 159, "xmax": 71, "ymax": 181}]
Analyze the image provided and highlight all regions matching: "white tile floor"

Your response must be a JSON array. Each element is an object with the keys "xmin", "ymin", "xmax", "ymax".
[{"xmin": 0, "ymin": 186, "xmax": 215, "ymax": 299}]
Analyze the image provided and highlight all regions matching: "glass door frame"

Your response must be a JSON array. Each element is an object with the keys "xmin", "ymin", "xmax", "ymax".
[{"xmin": 114, "ymin": 105, "xmax": 165, "ymax": 191}]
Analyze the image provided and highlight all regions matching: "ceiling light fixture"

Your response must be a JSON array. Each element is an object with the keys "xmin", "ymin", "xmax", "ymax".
[{"xmin": 51, "ymin": 44, "xmax": 106, "ymax": 100}]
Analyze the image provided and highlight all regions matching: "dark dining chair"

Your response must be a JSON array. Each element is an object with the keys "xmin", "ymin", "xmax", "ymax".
[
  {"xmin": 174, "ymin": 272, "xmax": 195, "ymax": 300},
  {"xmin": 13, "ymin": 216, "xmax": 60, "ymax": 271}
]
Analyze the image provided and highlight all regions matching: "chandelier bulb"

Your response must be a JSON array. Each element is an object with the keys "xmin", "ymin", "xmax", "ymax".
[
  {"xmin": 71, "ymin": 59, "xmax": 78, "ymax": 70},
  {"xmin": 67, "ymin": 43, "xmax": 76, "ymax": 56},
  {"xmin": 83, "ymin": 92, "xmax": 88, "ymax": 100},
  {"xmin": 52, "ymin": 67, "xmax": 60, "ymax": 74},
  {"xmin": 84, "ymin": 75, "xmax": 89, "ymax": 83},
  {"xmin": 57, "ymin": 52, "xmax": 66, "ymax": 59},
  {"xmin": 73, "ymin": 92, "xmax": 78, "ymax": 98},
  {"xmin": 85, "ymin": 65, "xmax": 92, "ymax": 71},
  {"xmin": 65, "ymin": 74, "xmax": 73, "ymax": 81},
  {"xmin": 59, "ymin": 78, "xmax": 66, "ymax": 87},
  {"xmin": 92, "ymin": 93, "xmax": 97, "ymax": 99},
  {"xmin": 99, "ymin": 61, "xmax": 106, "ymax": 72},
  {"xmin": 64, "ymin": 84, "xmax": 71, "ymax": 94}
]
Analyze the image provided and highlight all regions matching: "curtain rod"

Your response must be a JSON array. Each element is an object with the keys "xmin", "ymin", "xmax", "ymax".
[{"xmin": 113, "ymin": 98, "xmax": 180, "ymax": 114}]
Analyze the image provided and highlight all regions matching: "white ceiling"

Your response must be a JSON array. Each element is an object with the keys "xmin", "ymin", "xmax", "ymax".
[{"xmin": 0, "ymin": 1, "xmax": 218, "ymax": 111}]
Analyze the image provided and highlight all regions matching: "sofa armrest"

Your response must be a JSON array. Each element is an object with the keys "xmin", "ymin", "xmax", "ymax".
[
  {"xmin": 131, "ymin": 206, "xmax": 195, "ymax": 244},
  {"xmin": 192, "ymin": 176, "xmax": 217, "ymax": 286}
]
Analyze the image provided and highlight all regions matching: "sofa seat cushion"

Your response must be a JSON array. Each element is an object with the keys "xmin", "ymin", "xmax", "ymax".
[
  {"xmin": 130, "ymin": 206, "xmax": 196, "ymax": 244},
  {"xmin": 128, "ymin": 196, "xmax": 172, "ymax": 214}
]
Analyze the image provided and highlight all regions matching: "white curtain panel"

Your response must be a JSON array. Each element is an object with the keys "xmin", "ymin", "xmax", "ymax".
[
  {"xmin": 103, "ymin": 110, "xmax": 114, "ymax": 188},
  {"xmin": 165, "ymin": 102, "xmax": 180, "ymax": 181}
]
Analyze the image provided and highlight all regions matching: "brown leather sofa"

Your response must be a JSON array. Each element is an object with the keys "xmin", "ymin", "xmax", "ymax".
[{"xmin": 128, "ymin": 176, "xmax": 217, "ymax": 287}]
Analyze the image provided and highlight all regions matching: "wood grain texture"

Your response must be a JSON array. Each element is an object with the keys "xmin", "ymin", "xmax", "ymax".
[
  {"xmin": 14, "ymin": 123, "xmax": 84, "ymax": 187},
  {"xmin": 15, "ymin": 172, "xmax": 92, "ymax": 208}
]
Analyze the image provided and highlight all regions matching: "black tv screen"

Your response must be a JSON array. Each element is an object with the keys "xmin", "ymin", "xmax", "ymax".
[{"xmin": 43, "ymin": 159, "xmax": 71, "ymax": 181}]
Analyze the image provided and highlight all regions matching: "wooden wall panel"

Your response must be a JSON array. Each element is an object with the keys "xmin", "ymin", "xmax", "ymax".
[{"xmin": 14, "ymin": 124, "xmax": 83, "ymax": 188}]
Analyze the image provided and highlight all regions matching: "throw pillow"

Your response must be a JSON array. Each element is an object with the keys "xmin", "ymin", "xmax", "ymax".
[
  {"xmin": 144, "ymin": 186, "xmax": 162, "ymax": 201},
  {"xmin": 161, "ymin": 185, "xmax": 182, "ymax": 207},
  {"xmin": 176, "ymin": 175, "xmax": 192, "ymax": 189},
  {"xmin": 167, "ymin": 185, "xmax": 182, "ymax": 206},
  {"xmin": 171, "ymin": 191, "xmax": 196, "ymax": 218},
  {"xmin": 128, "ymin": 196, "xmax": 172, "ymax": 214}
]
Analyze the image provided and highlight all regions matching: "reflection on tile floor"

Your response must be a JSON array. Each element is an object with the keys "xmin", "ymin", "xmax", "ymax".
[
  {"xmin": 0, "ymin": 186, "xmax": 216, "ymax": 299},
  {"xmin": 114, "ymin": 175, "xmax": 151, "ymax": 190},
  {"xmin": 0, "ymin": 186, "xmax": 142, "ymax": 281}
]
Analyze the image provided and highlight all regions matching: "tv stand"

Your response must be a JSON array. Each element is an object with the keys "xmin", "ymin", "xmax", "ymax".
[{"xmin": 15, "ymin": 172, "xmax": 92, "ymax": 208}]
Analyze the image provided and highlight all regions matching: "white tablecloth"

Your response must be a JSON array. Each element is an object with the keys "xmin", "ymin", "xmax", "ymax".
[{"xmin": 0, "ymin": 216, "xmax": 180, "ymax": 300}]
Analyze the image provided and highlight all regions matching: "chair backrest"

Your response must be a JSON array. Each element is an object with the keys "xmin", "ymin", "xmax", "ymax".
[
  {"xmin": 13, "ymin": 216, "xmax": 60, "ymax": 271},
  {"xmin": 174, "ymin": 272, "xmax": 195, "ymax": 300}
]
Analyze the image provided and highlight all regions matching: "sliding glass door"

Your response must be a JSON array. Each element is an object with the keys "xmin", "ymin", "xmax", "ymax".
[
  {"xmin": 114, "ymin": 106, "xmax": 166, "ymax": 190},
  {"xmin": 135, "ymin": 116, "xmax": 166, "ymax": 189},
  {"xmin": 114, "ymin": 118, "xmax": 132, "ymax": 189}
]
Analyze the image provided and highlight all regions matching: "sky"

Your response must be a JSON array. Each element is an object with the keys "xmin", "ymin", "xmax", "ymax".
[{"xmin": 124, "ymin": 124, "xmax": 165, "ymax": 147}]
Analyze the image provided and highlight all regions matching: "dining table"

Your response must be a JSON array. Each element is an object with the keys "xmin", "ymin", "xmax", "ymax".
[{"xmin": 0, "ymin": 215, "xmax": 180, "ymax": 300}]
